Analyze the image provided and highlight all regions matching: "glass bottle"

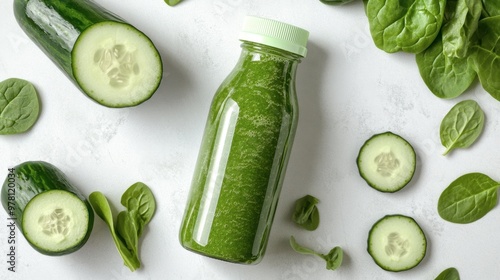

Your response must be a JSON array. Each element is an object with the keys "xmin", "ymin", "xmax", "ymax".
[{"xmin": 179, "ymin": 16, "xmax": 309, "ymax": 264}]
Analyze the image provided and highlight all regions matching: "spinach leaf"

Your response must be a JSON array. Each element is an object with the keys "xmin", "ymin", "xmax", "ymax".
[
  {"xmin": 121, "ymin": 182, "xmax": 156, "ymax": 227},
  {"xmin": 0, "ymin": 78, "xmax": 40, "ymax": 135},
  {"xmin": 292, "ymin": 195, "xmax": 320, "ymax": 231},
  {"xmin": 117, "ymin": 210, "xmax": 139, "ymax": 255},
  {"xmin": 89, "ymin": 192, "xmax": 141, "ymax": 271},
  {"xmin": 289, "ymin": 236, "xmax": 343, "ymax": 271},
  {"xmin": 416, "ymin": 33, "xmax": 476, "ymax": 98},
  {"xmin": 320, "ymin": 0, "xmax": 355, "ymax": 5},
  {"xmin": 416, "ymin": 0, "xmax": 479, "ymax": 98},
  {"xmin": 435, "ymin": 267, "xmax": 461, "ymax": 280},
  {"xmin": 438, "ymin": 173, "xmax": 500, "ymax": 223},
  {"xmin": 164, "ymin": 0, "xmax": 182, "ymax": 6},
  {"xmin": 469, "ymin": 16, "xmax": 500, "ymax": 100},
  {"xmin": 89, "ymin": 182, "xmax": 156, "ymax": 271},
  {"xmin": 482, "ymin": 0, "xmax": 500, "ymax": 17},
  {"xmin": 440, "ymin": 99, "xmax": 484, "ymax": 155},
  {"xmin": 366, "ymin": 0, "xmax": 446, "ymax": 53},
  {"xmin": 441, "ymin": 0, "xmax": 482, "ymax": 58}
]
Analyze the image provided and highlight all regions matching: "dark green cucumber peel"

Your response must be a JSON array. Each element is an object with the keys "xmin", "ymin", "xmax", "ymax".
[{"xmin": 1, "ymin": 161, "xmax": 94, "ymax": 255}]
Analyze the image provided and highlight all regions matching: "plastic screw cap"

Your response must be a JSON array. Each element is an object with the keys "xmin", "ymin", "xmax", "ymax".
[{"xmin": 239, "ymin": 16, "xmax": 309, "ymax": 57}]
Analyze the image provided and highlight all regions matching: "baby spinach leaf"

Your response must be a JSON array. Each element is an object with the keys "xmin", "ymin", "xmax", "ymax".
[
  {"xmin": 292, "ymin": 195, "xmax": 320, "ymax": 231},
  {"xmin": 290, "ymin": 236, "xmax": 343, "ymax": 271},
  {"xmin": 416, "ymin": 33, "xmax": 476, "ymax": 98},
  {"xmin": 416, "ymin": 0, "xmax": 479, "ymax": 98},
  {"xmin": 89, "ymin": 192, "xmax": 141, "ymax": 271},
  {"xmin": 482, "ymin": 0, "xmax": 500, "ymax": 17},
  {"xmin": 121, "ymin": 182, "xmax": 156, "ymax": 227},
  {"xmin": 164, "ymin": 0, "xmax": 182, "ymax": 6},
  {"xmin": 124, "ymin": 200, "xmax": 146, "ymax": 238},
  {"xmin": 440, "ymin": 99, "xmax": 484, "ymax": 155},
  {"xmin": 323, "ymin": 247, "xmax": 343, "ymax": 271},
  {"xmin": 438, "ymin": 173, "xmax": 500, "ymax": 223},
  {"xmin": 441, "ymin": 0, "xmax": 482, "ymax": 58},
  {"xmin": 366, "ymin": 0, "xmax": 446, "ymax": 53},
  {"xmin": 469, "ymin": 16, "xmax": 500, "ymax": 100},
  {"xmin": 89, "ymin": 183, "xmax": 156, "ymax": 271},
  {"xmin": 117, "ymin": 210, "xmax": 139, "ymax": 255},
  {"xmin": 435, "ymin": 267, "xmax": 460, "ymax": 280},
  {"xmin": 320, "ymin": 0, "xmax": 355, "ymax": 5},
  {"xmin": 0, "ymin": 78, "xmax": 40, "ymax": 135}
]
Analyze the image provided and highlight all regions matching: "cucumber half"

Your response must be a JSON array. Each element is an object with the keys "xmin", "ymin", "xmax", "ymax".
[
  {"xmin": 1, "ymin": 161, "xmax": 94, "ymax": 256},
  {"xmin": 356, "ymin": 132, "xmax": 416, "ymax": 192},
  {"xmin": 14, "ymin": 0, "xmax": 163, "ymax": 108},
  {"xmin": 22, "ymin": 190, "xmax": 91, "ymax": 254},
  {"xmin": 72, "ymin": 22, "xmax": 163, "ymax": 107},
  {"xmin": 367, "ymin": 214, "xmax": 427, "ymax": 272}
]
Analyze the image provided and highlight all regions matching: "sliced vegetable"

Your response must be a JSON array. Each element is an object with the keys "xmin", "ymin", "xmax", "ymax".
[
  {"xmin": 366, "ymin": 0, "xmax": 447, "ymax": 53},
  {"xmin": 1, "ymin": 161, "xmax": 93, "ymax": 255},
  {"xmin": 356, "ymin": 132, "xmax": 416, "ymax": 192},
  {"xmin": 14, "ymin": 0, "xmax": 163, "ymax": 108},
  {"xmin": 367, "ymin": 214, "xmax": 427, "ymax": 272},
  {"xmin": 292, "ymin": 195, "xmax": 320, "ymax": 231},
  {"xmin": 89, "ymin": 182, "xmax": 156, "ymax": 271},
  {"xmin": 289, "ymin": 236, "xmax": 343, "ymax": 271},
  {"xmin": 469, "ymin": 16, "xmax": 500, "ymax": 101},
  {"xmin": 438, "ymin": 173, "xmax": 500, "ymax": 223},
  {"xmin": 435, "ymin": 267, "xmax": 461, "ymax": 280},
  {"xmin": 0, "ymin": 78, "xmax": 40, "ymax": 135},
  {"xmin": 440, "ymin": 99, "xmax": 484, "ymax": 155}
]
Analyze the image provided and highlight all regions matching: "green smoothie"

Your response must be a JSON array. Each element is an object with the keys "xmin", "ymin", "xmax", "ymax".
[{"xmin": 179, "ymin": 16, "xmax": 308, "ymax": 264}]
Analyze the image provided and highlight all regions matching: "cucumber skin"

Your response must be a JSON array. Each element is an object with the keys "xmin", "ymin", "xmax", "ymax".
[
  {"xmin": 13, "ymin": 0, "xmax": 162, "ymax": 108},
  {"xmin": 1, "ymin": 161, "xmax": 94, "ymax": 256}
]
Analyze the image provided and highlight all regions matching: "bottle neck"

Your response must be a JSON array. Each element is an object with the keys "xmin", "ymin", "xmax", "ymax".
[
  {"xmin": 240, "ymin": 41, "xmax": 303, "ymax": 62},
  {"xmin": 236, "ymin": 41, "xmax": 302, "ymax": 86}
]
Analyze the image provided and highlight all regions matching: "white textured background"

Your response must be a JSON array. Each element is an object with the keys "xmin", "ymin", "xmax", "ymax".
[{"xmin": 1, "ymin": 0, "xmax": 500, "ymax": 279}]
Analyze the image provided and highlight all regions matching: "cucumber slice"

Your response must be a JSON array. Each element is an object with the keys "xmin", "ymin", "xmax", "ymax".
[
  {"xmin": 356, "ymin": 132, "xmax": 416, "ymax": 192},
  {"xmin": 367, "ymin": 214, "xmax": 427, "ymax": 272},
  {"xmin": 22, "ymin": 190, "xmax": 91, "ymax": 254},
  {"xmin": 72, "ymin": 22, "xmax": 162, "ymax": 107}
]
